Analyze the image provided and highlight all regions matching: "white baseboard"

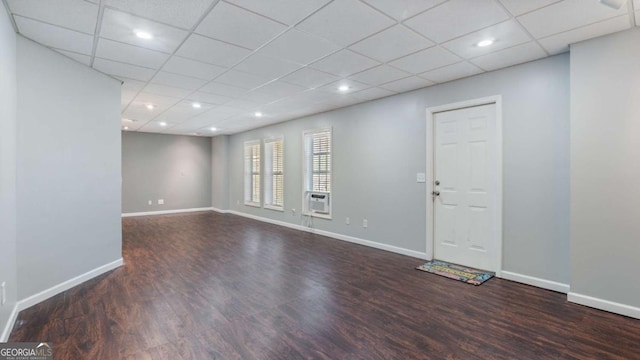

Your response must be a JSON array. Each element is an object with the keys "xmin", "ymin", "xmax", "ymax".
[
  {"xmin": 227, "ymin": 210, "xmax": 428, "ymax": 260},
  {"xmin": 500, "ymin": 271, "xmax": 570, "ymax": 294},
  {"xmin": 1, "ymin": 304, "xmax": 19, "ymax": 342},
  {"xmin": 16, "ymin": 258, "xmax": 124, "ymax": 312},
  {"xmin": 122, "ymin": 207, "xmax": 214, "ymax": 217},
  {"xmin": 568, "ymin": 292, "xmax": 640, "ymax": 319},
  {"xmin": 211, "ymin": 207, "xmax": 231, "ymax": 214}
]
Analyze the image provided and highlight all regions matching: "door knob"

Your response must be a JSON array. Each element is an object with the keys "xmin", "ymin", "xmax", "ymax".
[
  {"xmin": 432, "ymin": 191, "xmax": 440, "ymax": 196},
  {"xmin": 435, "ymin": 180, "xmax": 440, "ymax": 186}
]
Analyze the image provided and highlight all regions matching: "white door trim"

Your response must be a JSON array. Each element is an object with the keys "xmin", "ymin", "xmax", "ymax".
[{"xmin": 425, "ymin": 95, "xmax": 503, "ymax": 277}]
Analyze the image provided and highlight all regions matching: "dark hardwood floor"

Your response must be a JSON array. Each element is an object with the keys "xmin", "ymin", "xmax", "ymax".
[{"xmin": 9, "ymin": 211, "xmax": 640, "ymax": 359}]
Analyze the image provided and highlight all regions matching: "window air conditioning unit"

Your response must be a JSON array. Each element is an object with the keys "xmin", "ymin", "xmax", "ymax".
[{"xmin": 306, "ymin": 191, "xmax": 330, "ymax": 214}]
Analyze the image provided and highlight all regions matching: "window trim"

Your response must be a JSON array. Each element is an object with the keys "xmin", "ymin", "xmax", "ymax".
[
  {"xmin": 263, "ymin": 136, "xmax": 284, "ymax": 212},
  {"xmin": 302, "ymin": 127, "xmax": 333, "ymax": 219},
  {"xmin": 243, "ymin": 139, "xmax": 261, "ymax": 207}
]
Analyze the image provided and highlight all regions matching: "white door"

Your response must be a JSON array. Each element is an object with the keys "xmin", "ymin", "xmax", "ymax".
[{"xmin": 433, "ymin": 103, "xmax": 498, "ymax": 271}]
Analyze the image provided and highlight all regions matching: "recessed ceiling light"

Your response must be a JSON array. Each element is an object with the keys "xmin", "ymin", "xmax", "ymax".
[
  {"xmin": 254, "ymin": 112, "xmax": 263, "ymax": 118},
  {"xmin": 123, "ymin": 126, "xmax": 129, "ymax": 130},
  {"xmin": 123, "ymin": 118, "xmax": 137, "ymax": 123},
  {"xmin": 338, "ymin": 85, "xmax": 350, "ymax": 92},
  {"xmin": 477, "ymin": 39, "xmax": 494, "ymax": 47},
  {"xmin": 192, "ymin": 102, "xmax": 202, "ymax": 109},
  {"xmin": 146, "ymin": 104, "xmax": 155, "ymax": 110},
  {"xmin": 159, "ymin": 122, "xmax": 167, "ymax": 127},
  {"xmin": 210, "ymin": 127, "xmax": 217, "ymax": 131},
  {"xmin": 135, "ymin": 30, "xmax": 153, "ymax": 40}
]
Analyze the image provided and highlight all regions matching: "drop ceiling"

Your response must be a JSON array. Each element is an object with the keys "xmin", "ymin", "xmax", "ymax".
[{"xmin": 3, "ymin": 0, "xmax": 637, "ymax": 135}]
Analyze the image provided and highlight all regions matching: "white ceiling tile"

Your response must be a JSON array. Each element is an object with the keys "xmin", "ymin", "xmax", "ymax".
[
  {"xmin": 316, "ymin": 79, "xmax": 369, "ymax": 94},
  {"xmin": 121, "ymin": 118, "xmax": 144, "ymax": 130},
  {"xmin": 142, "ymin": 83, "xmax": 193, "ymax": 99},
  {"xmin": 517, "ymin": 0, "xmax": 628, "ymax": 39},
  {"xmin": 380, "ymin": 76, "xmax": 434, "ymax": 93},
  {"xmin": 121, "ymin": 90, "xmax": 137, "ymax": 106},
  {"xmin": 351, "ymin": 65, "xmax": 411, "ymax": 86},
  {"xmin": 420, "ymin": 61, "xmax": 484, "ymax": 83},
  {"xmin": 538, "ymin": 15, "xmax": 630, "ymax": 54},
  {"xmin": 187, "ymin": 91, "xmax": 233, "ymax": 105},
  {"xmin": 296, "ymin": 0, "xmax": 395, "ymax": 46},
  {"xmin": 280, "ymin": 67, "xmax": 340, "ymax": 89},
  {"xmin": 360, "ymin": 0, "xmax": 446, "ymax": 20},
  {"xmin": 99, "ymin": 8, "xmax": 189, "ymax": 53},
  {"xmin": 310, "ymin": 49, "xmax": 380, "ymax": 77},
  {"xmin": 441, "ymin": 20, "xmax": 531, "ymax": 59},
  {"xmin": 155, "ymin": 100, "xmax": 216, "ymax": 123},
  {"xmin": 151, "ymin": 71, "xmax": 208, "ymax": 90},
  {"xmin": 139, "ymin": 121, "xmax": 176, "ymax": 132},
  {"xmin": 99, "ymin": 0, "xmax": 218, "ymax": 29},
  {"xmin": 122, "ymin": 107, "xmax": 162, "ymax": 122},
  {"xmin": 93, "ymin": 58, "xmax": 157, "ymax": 81},
  {"xmin": 351, "ymin": 87, "xmax": 396, "ymax": 101},
  {"xmin": 200, "ymin": 82, "xmax": 248, "ymax": 97},
  {"xmin": 54, "ymin": 49, "xmax": 91, "ymax": 65},
  {"xmin": 96, "ymin": 38, "xmax": 169, "ymax": 69},
  {"xmin": 405, "ymin": 0, "xmax": 510, "ymax": 43},
  {"xmin": 171, "ymin": 114, "xmax": 232, "ymax": 132},
  {"xmin": 349, "ymin": 25, "xmax": 434, "ymax": 62},
  {"xmin": 15, "ymin": 16, "xmax": 94, "ymax": 55},
  {"xmin": 498, "ymin": 0, "xmax": 562, "ymax": 16},
  {"xmin": 470, "ymin": 42, "xmax": 547, "ymax": 71},
  {"xmin": 162, "ymin": 56, "xmax": 227, "ymax": 80},
  {"xmin": 225, "ymin": 99, "xmax": 262, "ymax": 110},
  {"xmin": 258, "ymin": 29, "xmax": 340, "ymax": 65},
  {"xmin": 388, "ymin": 46, "xmax": 460, "ymax": 74},
  {"xmin": 244, "ymin": 81, "xmax": 307, "ymax": 103},
  {"xmin": 213, "ymin": 70, "xmax": 272, "ymax": 90},
  {"xmin": 7, "ymin": 0, "xmax": 98, "ymax": 34},
  {"xmin": 224, "ymin": 0, "xmax": 331, "ymax": 25},
  {"xmin": 120, "ymin": 77, "xmax": 147, "ymax": 92},
  {"xmin": 133, "ymin": 92, "xmax": 182, "ymax": 109},
  {"xmin": 234, "ymin": 53, "xmax": 302, "ymax": 80},
  {"xmin": 176, "ymin": 34, "xmax": 252, "ymax": 67},
  {"xmin": 195, "ymin": 2, "xmax": 287, "ymax": 49}
]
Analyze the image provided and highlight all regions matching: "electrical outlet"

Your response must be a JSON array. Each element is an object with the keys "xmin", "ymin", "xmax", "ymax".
[
  {"xmin": 148, "ymin": 200, "xmax": 152, "ymax": 205},
  {"xmin": 292, "ymin": 208, "xmax": 296, "ymax": 214},
  {"xmin": 345, "ymin": 217, "xmax": 350, "ymax": 225},
  {"xmin": 1, "ymin": 282, "xmax": 6, "ymax": 306},
  {"xmin": 363, "ymin": 219, "xmax": 368, "ymax": 228},
  {"xmin": 158, "ymin": 199, "xmax": 164, "ymax": 205}
]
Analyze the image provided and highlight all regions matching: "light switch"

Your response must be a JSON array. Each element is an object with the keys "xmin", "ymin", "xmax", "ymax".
[{"xmin": 416, "ymin": 173, "xmax": 426, "ymax": 183}]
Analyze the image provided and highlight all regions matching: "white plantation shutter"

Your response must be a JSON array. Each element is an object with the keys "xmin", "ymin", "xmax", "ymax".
[
  {"xmin": 264, "ymin": 137, "xmax": 284, "ymax": 209},
  {"xmin": 303, "ymin": 128, "xmax": 332, "ymax": 194},
  {"xmin": 244, "ymin": 140, "xmax": 261, "ymax": 205}
]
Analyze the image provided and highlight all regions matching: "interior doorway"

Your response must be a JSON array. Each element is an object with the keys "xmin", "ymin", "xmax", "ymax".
[{"xmin": 426, "ymin": 96, "xmax": 502, "ymax": 274}]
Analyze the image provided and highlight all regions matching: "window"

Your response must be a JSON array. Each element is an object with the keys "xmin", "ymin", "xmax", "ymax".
[
  {"xmin": 244, "ymin": 140, "xmax": 261, "ymax": 206},
  {"xmin": 264, "ymin": 137, "xmax": 284, "ymax": 210},
  {"xmin": 303, "ymin": 128, "xmax": 332, "ymax": 216}
]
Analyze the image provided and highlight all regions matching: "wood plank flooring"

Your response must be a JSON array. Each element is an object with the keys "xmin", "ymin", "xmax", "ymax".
[{"xmin": 9, "ymin": 211, "xmax": 640, "ymax": 359}]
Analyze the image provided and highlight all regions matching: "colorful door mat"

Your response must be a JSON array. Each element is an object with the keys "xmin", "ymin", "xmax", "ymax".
[{"xmin": 416, "ymin": 260, "xmax": 494, "ymax": 286}]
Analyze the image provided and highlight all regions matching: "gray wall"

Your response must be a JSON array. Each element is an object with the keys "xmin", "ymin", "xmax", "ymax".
[
  {"xmin": 122, "ymin": 132, "xmax": 212, "ymax": 213},
  {"xmin": 16, "ymin": 36, "xmax": 122, "ymax": 299},
  {"xmin": 570, "ymin": 28, "xmax": 640, "ymax": 308},
  {"xmin": 212, "ymin": 135, "xmax": 230, "ymax": 210},
  {"xmin": 220, "ymin": 54, "xmax": 570, "ymax": 285},
  {"xmin": 0, "ymin": 4, "xmax": 17, "ymax": 338}
]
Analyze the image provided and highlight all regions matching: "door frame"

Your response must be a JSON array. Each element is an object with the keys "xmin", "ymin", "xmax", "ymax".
[{"xmin": 425, "ymin": 95, "xmax": 503, "ymax": 276}]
